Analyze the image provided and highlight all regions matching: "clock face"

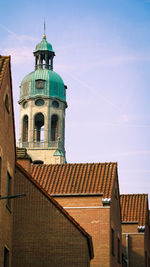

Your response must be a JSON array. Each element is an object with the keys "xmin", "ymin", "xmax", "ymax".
[{"xmin": 35, "ymin": 79, "xmax": 45, "ymax": 89}]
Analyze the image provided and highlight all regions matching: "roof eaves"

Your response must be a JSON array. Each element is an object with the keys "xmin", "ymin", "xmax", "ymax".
[
  {"xmin": 16, "ymin": 162, "xmax": 94, "ymax": 259},
  {"xmin": 51, "ymin": 193, "xmax": 103, "ymax": 197}
]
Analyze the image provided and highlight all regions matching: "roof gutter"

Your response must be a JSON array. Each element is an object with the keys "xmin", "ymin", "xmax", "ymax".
[{"xmin": 52, "ymin": 193, "xmax": 103, "ymax": 197}]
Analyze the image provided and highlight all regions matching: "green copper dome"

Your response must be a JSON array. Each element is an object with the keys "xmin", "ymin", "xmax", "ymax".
[
  {"xmin": 20, "ymin": 69, "xmax": 66, "ymax": 101},
  {"xmin": 35, "ymin": 36, "xmax": 54, "ymax": 53},
  {"xmin": 20, "ymin": 36, "xmax": 67, "ymax": 103}
]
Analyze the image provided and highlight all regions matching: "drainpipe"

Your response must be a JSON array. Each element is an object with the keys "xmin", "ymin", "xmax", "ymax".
[{"xmin": 126, "ymin": 234, "xmax": 129, "ymax": 267}]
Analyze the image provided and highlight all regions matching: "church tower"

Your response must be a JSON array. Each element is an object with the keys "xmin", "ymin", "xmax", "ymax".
[{"xmin": 18, "ymin": 34, "xmax": 67, "ymax": 164}]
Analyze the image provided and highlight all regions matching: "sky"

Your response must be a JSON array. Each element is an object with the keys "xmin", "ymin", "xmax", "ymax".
[{"xmin": 0, "ymin": 0, "xmax": 150, "ymax": 199}]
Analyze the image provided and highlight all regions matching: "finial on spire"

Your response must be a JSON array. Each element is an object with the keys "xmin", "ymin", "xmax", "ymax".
[{"xmin": 43, "ymin": 18, "xmax": 46, "ymax": 39}]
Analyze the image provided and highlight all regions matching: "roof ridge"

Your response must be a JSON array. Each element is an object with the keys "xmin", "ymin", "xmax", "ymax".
[
  {"xmin": 31, "ymin": 162, "xmax": 118, "ymax": 167},
  {"xmin": 120, "ymin": 193, "xmax": 148, "ymax": 196}
]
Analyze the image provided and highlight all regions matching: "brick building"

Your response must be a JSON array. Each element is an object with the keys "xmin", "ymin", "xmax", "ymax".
[
  {"xmin": 120, "ymin": 194, "xmax": 150, "ymax": 267},
  {"xmin": 25, "ymin": 162, "xmax": 122, "ymax": 267},
  {"xmin": 0, "ymin": 56, "xmax": 16, "ymax": 267}
]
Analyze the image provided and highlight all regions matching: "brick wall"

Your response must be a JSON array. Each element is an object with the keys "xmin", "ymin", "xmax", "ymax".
[
  {"xmin": 0, "ymin": 59, "xmax": 16, "ymax": 267},
  {"xmin": 122, "ymin": 224, "xmax": 148, "ymax": 267},
  {"xmin": 110, "ymin": 179, "xmax": 122, "ymax": 267},
  {"xmin": 12, "ymin": 167, "xmax": 91, "ymax": 267},
  {"xmin": 54, "ymin": 192, "xmax": 122, "ymax": 267}
]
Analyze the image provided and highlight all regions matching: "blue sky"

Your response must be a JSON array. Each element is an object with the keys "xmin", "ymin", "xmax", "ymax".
[{"xmin": 1, "ymin": 0, "xmax": 150, "ymax": 198}]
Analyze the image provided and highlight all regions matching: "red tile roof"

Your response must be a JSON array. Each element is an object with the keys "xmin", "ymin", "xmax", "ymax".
[
  {"xmin": 31, "ymin": 162, "xmax": 117, "ymax": 198},
  {"xmin": 120, "ymin": 194, "xmax": 148, "ymax": 226},
  {"xmin": 16, "ymin": 162, "xmax": 94, "ymax": 259},
  {"xmin": 0, "ymin": 56, "xmax": 10, "ymax": 89}
]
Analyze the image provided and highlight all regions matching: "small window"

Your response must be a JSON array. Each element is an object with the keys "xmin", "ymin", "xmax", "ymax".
[
  {"xmin": 0, "ymin": 157, "xmax": 1, "ymax": 195},
  {"xmin": 4, "ymin": 247, "xmax": 9, "ymax": 267},
  {"xmin": 23, "ymin": 101, "xmax": 28, "ymax": 109},
  {"xmin": 4, "ymin": 94, "xmax": 9, "ymax": 113},
  {"xmin": 145, "ymin": 251, "xmax": 148, "ymax": 267},
  {"xmin": 52, "ymin": 100, "xmax": 59, "ymax": 108},
  {"xmin": 35, "ymin": 99, "xmax": 45, "ymax": 106},
  {"xmin": 117, "ymin": 238, "xmax": 121, "ymax": 263},
  {"xmin": 111, "ymin": 228, "xmax": 115, "ymax": 256},
  {"xmin": 6, "ymin": 172, "xmax": 12, "ymax": 211}
]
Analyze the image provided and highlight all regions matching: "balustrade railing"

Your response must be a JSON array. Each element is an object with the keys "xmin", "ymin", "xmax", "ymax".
[{"xmin": 19, "ymin": 140, "xmax": 64, "ymax": 150}]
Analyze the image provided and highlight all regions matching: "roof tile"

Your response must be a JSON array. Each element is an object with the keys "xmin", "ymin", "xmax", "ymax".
[
  {"xmin": 31, "ymin": 162, "xmax": 117, "ymax": 198},
  {"xmin": 120, "ymin": 194, "xmax": 148, "ymax": 226}
]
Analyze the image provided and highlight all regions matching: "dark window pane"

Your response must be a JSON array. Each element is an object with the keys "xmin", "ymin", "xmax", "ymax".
[
  {"xmin": 111, "ymin": 228, "xmax": 115, "ymax": 256},
  {"xmin": 6, "ymin": 172, "xmax": 11, "ymax": 210},
  {"xmin": 118, "ymin": 238, "xmax": 121, "ymax": 263},
  {"xmin": 0, "ymin": 157, "xmax": 1, "ymax": 195},
  {"xmin": 4, "ymin": 247, "xmax": 9, "ymax": 267}
]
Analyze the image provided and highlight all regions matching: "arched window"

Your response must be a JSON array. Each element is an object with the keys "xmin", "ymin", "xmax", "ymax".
[
  {"xmin": 34, "ymin": 113, "xmax": 44, "ymax": 142},
  {"xmin": 51, "ymin": 115, "xmax": 58, "ymax": 141},
  {"xmin": 22, "ymin": 115, "xmax": 28, "ymax": 142}
]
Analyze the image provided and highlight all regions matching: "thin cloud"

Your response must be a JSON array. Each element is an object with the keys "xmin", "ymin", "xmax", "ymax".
[
  {"xmin": 0, "ymin": 23, "xmax": 38, "ymax": 43},
  {"xmin": 67, "ymin": 72, "xmax": 122, "ymax": 112},
  {"xmin": 86, "ymin": 55, "xmax": 150, "ymax": 68},
  {"xmin": 3, "ymin": 47, "xmax": 33, "ymax": 65}
]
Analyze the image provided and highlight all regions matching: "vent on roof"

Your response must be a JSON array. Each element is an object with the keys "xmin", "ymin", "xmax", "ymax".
[
  {"xmin": 137, "ymin": 225, "xmax": 145, "ymax": 232},
  {"xmin": 102, "ymin": 198, "xmax": 111, "ymax": 205}
]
